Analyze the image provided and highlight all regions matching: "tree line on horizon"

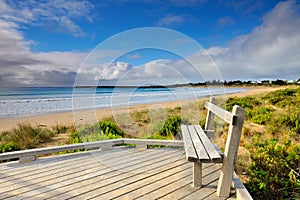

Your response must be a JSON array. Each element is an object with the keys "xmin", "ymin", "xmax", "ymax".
[{"xmin": 193, "ymin": 78, "xmax": 300, "ymax": 86}]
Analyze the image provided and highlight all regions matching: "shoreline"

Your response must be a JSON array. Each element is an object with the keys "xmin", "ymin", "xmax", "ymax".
[{"xmin": 0, "ymin": 86, "xmax": 286, "ymax": 132}]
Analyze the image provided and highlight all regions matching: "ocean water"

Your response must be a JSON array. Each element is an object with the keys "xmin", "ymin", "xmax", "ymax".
[{"xmin": 0, "ymin": 87, "xmax": 246, "ymax": 118}]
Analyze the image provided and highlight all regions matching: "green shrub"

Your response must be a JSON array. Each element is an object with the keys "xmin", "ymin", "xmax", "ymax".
[
  {"xmin": 246, "ymin": 137, "xmax": 300, "ymax": 199},
  {"xmin": 0, "ymin": 142, "xmax": 20, "ymax": 153},
  {"xmin": 249, "ymin": 107, "xmax": 274, "ymax": 125},
  {"xmin": 226, "ymin": 96, "xmax": 261, "ymax": 111},
  {"xmin": 158, "ymin": 116, "xmax": 181, "ymax": 137},
  {"xmin": 99, "ymin": 120, "xmax": 124, "ymax": 137},
  {"xmin": 268, "ymin": 109, "xmax": 300, "ymax": 139},
  {"xmin": 69, "ymin": 132, "xmax": 81, "ymax": 144},
  {"xmin": 285, "ymin": 110, "xmax": 300, "ymax": 135},
  {"xmin": 70, "ymin": 120, "xmax": 124, "ymax": 144},
  {"xmin": 199, "ymin": 119, "xmax": 206, "ymax": 129},
  {"xmin": 264, "ymin": 88, "xmax": 299, "ymax": 107}
]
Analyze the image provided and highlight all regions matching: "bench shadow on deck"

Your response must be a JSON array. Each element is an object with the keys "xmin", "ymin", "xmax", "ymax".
[{"xmin": 0, "ymin": 146, "xmax": 240, "ymax": 200}]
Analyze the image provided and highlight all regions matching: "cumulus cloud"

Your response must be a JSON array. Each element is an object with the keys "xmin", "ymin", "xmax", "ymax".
[
  {"xmin": 74, "ymin": 0, "xmax": 300, "ymax": 87},
  {"xmin": 94, "ymin": 1, "xmax": 300, "ymax": 85},
  {"xmin": 0, "ymin": 18, "xmax": 88, "ymax": 87},
  {"xmin": 212, "ymin": 0, "xmax": 300, "ymax": 80},
  {"xmin": 109, "ymin": 1, "xmax": 299, "ymax": 84},
  {"xmin": 1, "ymin": 0, "xmax": 300, "ymax": 87},
  {"xmin": 0, "ymin": 0, "xmax": 94, "ymax": 37}
]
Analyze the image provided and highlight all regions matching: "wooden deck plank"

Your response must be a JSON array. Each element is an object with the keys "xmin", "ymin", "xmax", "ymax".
[
  {"xmin": 0, "ymin": 150, "xmax": 113, "ymax": 187},
  {"xmin": 0, "ymin": 148, "xmax": 145, "ymax": 193},
  {"xmin": 27, "ymin": 149, "xmax": 184, "ymax": 199},
  {"xmin": 187, "ymin": 125, "xmax": 209, "ymax": 162},
  {"xmin": 63, "ymin": 151, "xmax": 187, "ymax": 199},
  {"xmin": 158, "ymin": 164, "xmax": 220, "ymax": 200},
  {"xmin": 182, "ymin": 175, "xmax": 223, "ymax": 200},
  {"xmin": 0, "ymin": 147, "xmax": 127, "ymax": 178},
  {"xmin": 136, "ymin": 175, "xmax": 193, "ymax": 200},
  {"xmin": 99, "ymin": 164, "xmax": 191, "ymax": 199},
  {"xmin": 1, "ymin": 148, "xmax": 174, "ymax": 199},
  {"xmin": 0, "ymin": 151, "xmax": 93, "ymax": 176},
  {"xmin": 103, "ymin": 162, "xmax": 198, "ymax": 199},
  {"xmin": 0, "ymin": 146, "xmax": 243, "ymax": 200},
  {"xmin": 182, "ymin": 182, "xmax": 222, "ymax": 200},
  {"xmin": 135, "ymin": 163, "xmax": 220, "ymax": 200}
]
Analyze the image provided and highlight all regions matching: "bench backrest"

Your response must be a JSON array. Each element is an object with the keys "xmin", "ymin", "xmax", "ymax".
[{"xmin": 204, "ymin": 97, "xmax": 246, "ymax": 197}]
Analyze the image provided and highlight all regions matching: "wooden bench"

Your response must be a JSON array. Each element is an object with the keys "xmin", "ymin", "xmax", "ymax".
[{"xmin": 181, "ymin": 97, "xmax": 245, "ymax": 198}]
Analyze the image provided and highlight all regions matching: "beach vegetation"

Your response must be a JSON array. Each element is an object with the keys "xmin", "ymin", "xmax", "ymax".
[
  {"xmin": 52, "ymin": 124, "xmax": 70, "ymax": 134},
  {"xmin": 0, "ymin": 142, "xmax": 20, "ymax": 153},
  {"xmin": 245, "ymin": 136, "xmax": 300, "ymax": 199},
  {"xmin": 226, "ymin": 96, "xmax": 261, "ymax": 111},
  {"xmin": 70, "ymin": 119, "xmax": 124, "ymax": 144},
  {"xmin": 0, "ymin": 123, "xmax": 56, "ymax": 150},
  {"xmin": 148, "ymin": 116, "xmax": 189, "ymax": 140},
  {"xmin": 248, "ymin": 106, "xmax": 274, "ymax": 125},
  {"xmin": 263, "ymin": 88, "xmax": 299, "ymax": 107},
  {"xmin": 223, "ymin": 86, "xmax": 300, "ymax": 199},
  {"xmin": 158, "ymin": 116, "xmax": 182, "ymax": 137}
]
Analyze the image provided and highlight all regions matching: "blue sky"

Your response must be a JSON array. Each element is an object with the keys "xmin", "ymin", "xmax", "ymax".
[
  {"xmin": 0, "ymin": 0, "xmax": 299, "ymax": 86},
  {"xmin": 24, "ymin": 0, "xmax": 279, "ymax": 51}
]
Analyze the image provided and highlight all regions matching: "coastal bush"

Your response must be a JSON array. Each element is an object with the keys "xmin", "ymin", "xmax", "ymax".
[
  {"xmin": 268, "ymin": 109, "xmax": 300, "ymax": 139},
  {"xmin": 0, "ymin": 142, "xmax": 20, "ymax": 153},
  {"xmin": 70, "ymin": 120, "xmax": 124, "ymax": 143},
  {"xmin": 52, "ymin": 124, "xmax": 69, "ymax": 134},
  {"xmin": 221, "ymin": 87, "xmax": 300, "ymax": 199},
  {"xmin": 0, "ymin": 124, "xmax": 55, "ymax": 149},
  {"xmin": 246, "ymin": 137, "xmax": 300, "ymax": 199},
  {"xmin": 248, "ymin": 107, "xmax": 274, "ymax": 125},
  {"xmin": 157, "ymin": 116, "xmax": 189, "ymax": 138},
  {"xmin": 226, "ymin": 96, "xmax": 261, "ymax": 111},
  {"xmin": 99, "ymin": 120, "xmax": 125, "ymax": 137},
  {"xmin": 264, "ymin": 88, "xmax": 299, "ymax": 107},
  {"xmin": 158, "ymin": 116, "xmax": 181, "ymax": 138}
]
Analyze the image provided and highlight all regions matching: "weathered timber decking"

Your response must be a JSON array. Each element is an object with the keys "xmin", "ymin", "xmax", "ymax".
[{"xmin": 0, "ymin": 146, "xmax": 239, "ymax": 200}]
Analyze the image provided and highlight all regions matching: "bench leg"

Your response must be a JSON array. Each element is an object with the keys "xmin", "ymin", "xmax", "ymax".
[{"xmin": 193, "ymin": 162, "xmax": 202, "ymax": 188}]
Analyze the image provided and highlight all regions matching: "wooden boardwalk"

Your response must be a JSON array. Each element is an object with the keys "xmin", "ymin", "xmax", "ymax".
[{"xmin": 0, "ymin": 147, "xmax": 237, "ymax": 200}]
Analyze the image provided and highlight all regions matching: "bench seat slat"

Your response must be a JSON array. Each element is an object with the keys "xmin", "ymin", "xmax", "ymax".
[
  {"xmin": 194, "ymin": 125, "xmax": 222, "ymax": 163},
  {"xmin": 187, "ymin": 125, "xmax": 209, "ymax": 162},
  {"xmin": 181, "ymin": 125, "xmax": 198, "ymax": 162}
]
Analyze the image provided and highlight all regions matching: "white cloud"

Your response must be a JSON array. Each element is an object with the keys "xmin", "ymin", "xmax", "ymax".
[
  {"xmin": 157, "ymin": 14, "xmax": 184, "ymax": 27},
  {"xmin": 57, "ymin": 16, "xmax": 85, "ymax": 37},
  {"xmin": 0, "ymin": 0, "xmax": 94, "ymax": 87},
  {"xmin": 95, "ymin": 1, "xmax": 300, "ymax": 84},
  {"xmin": 0, "ymin": 0, "xmax": 94, "ymax": 37},
  {"xmin": 1, "ymin": 0, "xmax": 300, "ymax": 87},
  {"xmin": 212, "ymin": 0, "xmax": 300, "ymax": 80}
]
